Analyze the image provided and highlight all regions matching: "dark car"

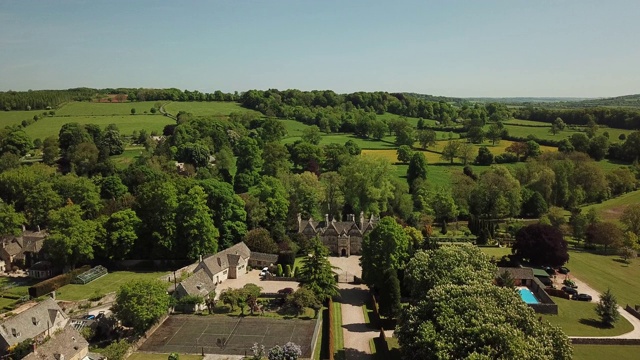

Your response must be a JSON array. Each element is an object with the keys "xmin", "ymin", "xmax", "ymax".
[
  {"xmin": 557, "ymin": 267, "xmax": 570, "ymax": 274},
  {"xmin": 544, "ymin": 267, "xmax": 556, "ymax": 275},
  {"xmin": 572, "ymin": 293, "xmax": 593, "ymax": 301},
  {"xmin": 561, "ymin": 286, "xmax": 578, "ymax": 295}
]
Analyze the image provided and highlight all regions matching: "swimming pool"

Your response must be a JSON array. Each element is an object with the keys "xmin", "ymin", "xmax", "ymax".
[{"xmin": 518, "ymin": 288, "xmax": 540, "ymax": 304}]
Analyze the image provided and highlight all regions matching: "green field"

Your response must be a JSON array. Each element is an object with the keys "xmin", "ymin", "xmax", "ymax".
[
  {"xmin": 332, "ymin": 301, "xmax": 345, "ymax": 360},
  {"xmin": 566, "ymin": 250, "xmax": 640, "ymax": 307},
  {"xmin": 0, "ymin": 110, "xmax": 46, "ymax": 128},
  {"xmin": 164, "ymin": 101, "xmax": 260, "ymax": 117},
  {"xmin": 55, "ymin": 101, "xmax": 160, "ymax": 116},
  {"xmin": 541, "ymin": 297, "xmax": 633, "ymax": 336},
  {"xmin": 24, "ymin": 115, "xmax": 174, "ymax": 139},
  {"xmin": 581, "ymin": 189, "xmax": 640, "ymax": 222},
  {"xmin": 55, "ymin": 271, "xmax": 169, "ymax": 301},
  {"xmin": 498, "ymin": 123, "xmax": 633, "ymax": 144},
  {"xmin": 478, "ymin": 246, "xmax": 512, "ymax": 259},
  {"xmin": 572, "ymin": 345, "xmax": 640, "ymax": 360}
]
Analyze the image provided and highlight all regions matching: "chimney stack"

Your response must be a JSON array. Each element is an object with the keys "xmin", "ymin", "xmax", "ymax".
[
  {"xmin": 325, "ymin": 214, "xmax": 329, "ymax": 224},
  {"xmin": 360, "ymin": 211, "xmax": 365, "ymax": 230},
  {"xmin": 22, "ymin": 224, "xmax": 26, "ymax": 232},
  {"xmin": 199, "ymin": 254, "xmax": 203, "ymax": 263},
  {"xmin": 37, "ymin": 225, "xmax": 40, "ymax": 232}
]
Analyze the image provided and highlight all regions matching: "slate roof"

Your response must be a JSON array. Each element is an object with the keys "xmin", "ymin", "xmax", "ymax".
[
  {"xmin": 197, "ymin": 242, "xmax": 251, "ymax": 277},
  {"xmin": 23, "ymin": 325, "xmax": 89, "ymax": 360},
  {"xmin": 298, "ymin": 213, "xmax": 379, "ymax": 236},
  {"xmin": 0, "ymin": 298, "xmax": 67, "ymax": 347},
  {"xmin": 497, "ymin": 267, "xmax": 535, "ymax": 280},
  {"xmin": 177, "ymin": 269, "xmax": 215, "ymax": 297},
  {"xmin": 1, "ymin": 231, "xmax": 47, "ymax": 260},
  {"xmin": 250, "ymin": 252, "xmax": 279, "ymax": 264}
]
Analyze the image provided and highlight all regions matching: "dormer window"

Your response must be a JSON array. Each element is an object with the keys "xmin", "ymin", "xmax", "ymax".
[
  {"xmin": 11, "ymin": 328, "xmax": 19, "ymax": 337},
  {"xmin": 32, "ymin": 317, "xmax": 39, "ymax": 325}
]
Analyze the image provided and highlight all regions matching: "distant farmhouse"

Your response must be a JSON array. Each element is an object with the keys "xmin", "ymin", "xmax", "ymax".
[
  {"xmin": 0, "ymin": 298, "xmax": 68, "ymax": 354},
  {"xmin": 0, "ymin": 229, "xmax": 47, "ymax": 273},
  {"xmin": 297, "ymin": 212, "xmax": 379, "ymax": 256},
  {"xmin": 173, "ymin": 242, "xmax": 278, "ymax": 312}
]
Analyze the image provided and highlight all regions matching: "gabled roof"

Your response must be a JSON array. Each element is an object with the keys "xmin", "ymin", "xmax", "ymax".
[
  {"xmin": 497, "ymin": 267, "xmax": 534, "ymax": 280},
  {"xmin": 0, "ymin": 298, "xmax": 68, "ymax": 347},
  {"xmin": 177, "ymin": 269, "xmax": 215, "ymax": 298},
  {"xmin": 197, "ymin": 242, "xmax": 251, "ymax": 276},
  {"xmin": 1, "ymin": 230, "xmax": 47, "ymax": 259},
  {"xmin": 23, "ymin": 325, "xmax": 89, "ymax": 360}
]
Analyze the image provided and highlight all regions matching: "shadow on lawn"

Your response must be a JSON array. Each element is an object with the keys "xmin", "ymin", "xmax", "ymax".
[{"xmin": 579, "ymin": 318, "xmax": 612, "ymax": 329}]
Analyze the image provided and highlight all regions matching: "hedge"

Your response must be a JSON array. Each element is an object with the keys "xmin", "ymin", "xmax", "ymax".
[{"xmin": 28, "ymin": 265, "xmax": 91, "ymax": 298}]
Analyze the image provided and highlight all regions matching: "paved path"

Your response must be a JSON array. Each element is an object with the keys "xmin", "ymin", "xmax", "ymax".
[
  {"xmin": 554, "ymin": 274, "xmax": 640, "ymax": 339},
  {"xmin": 339, "ymin": 283, "xmax": 376, "ymax": 360}
]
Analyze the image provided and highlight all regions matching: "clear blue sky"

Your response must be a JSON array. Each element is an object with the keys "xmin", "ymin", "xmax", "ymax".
[{"xmin": 1, "ymin": 0, "xmax": 639, "ymax": 97}]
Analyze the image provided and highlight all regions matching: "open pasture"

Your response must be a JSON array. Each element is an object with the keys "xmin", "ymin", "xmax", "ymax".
[
  {"xmin": 164, "ymin": 101, "xmax": 260, "ymax": 118},
  {"xmin": 0, "ymin": 110, "xmax": 45, "ymax": 128},
  {"xmin": 139, "ymin": 315, "xmax": 316, "ymax": 357},
  {"xmin": 24, "ymin": 115, "xmax": 174, "ymax": 139},
  {"xmin": 581, "ymin": 189, "xmax": 640, "ymax": 223},
  {"xmin": 499, "ymin": 123, "xmax": 633, "ymax": 144},
  {"xmin": 55, "ymin": 101, "xmax": 160, "ymax": 116}
]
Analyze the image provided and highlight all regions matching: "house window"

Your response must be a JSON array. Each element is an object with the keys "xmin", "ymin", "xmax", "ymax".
[
  {"xmin": 11, "ymin": 328, "xmax": 18, "ymax": 337},
  {"xmin": 32, "ymin": 317, "xmax": 38, "ymax": 325},
  {"xmin": 223, "ymin": 270, "xmax": 228, "ymax": 275}
]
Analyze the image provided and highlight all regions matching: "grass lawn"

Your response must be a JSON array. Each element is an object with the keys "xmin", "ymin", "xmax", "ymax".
[
  {"xmin": 164, "ymin": 101, "xmax": 260, "ymax": 117},
  {"xmin": 56, "ymin": 271, "xmax": 169, "ymax": 301},
  {"xmin": 55, "ymin": 101, "xmax": 160, "ymax": 116},
  {"xmin": 24, "ymin": 115, "xmax": 174, "ymax": 139},
  {"xmin": 332, "ymin": 301, "xmax": 345, "ymax": 360},
  {"xmin": 0, "ymin": 277, "xmax": 38, "ymax": 297},
  {"xmin": 566, "ymin": 250, "xmax": 640, "ymax": 307},
  {"xmin": 478, "ymin": 246, "xmax": 512, "ymax": 259},
  {"xmin": 572, "ymin": 345, "xmax": 640, "ymax": 360},
  {"xmin": 541, "ymin": 297, "xmax": 633, "ymax": 336},
  {"xmin": 129, "ymin": 354, "xmax": 203, "ymax": 360},
  {"xmin": 581, "ymin": 189, "xmax": 640, "ymax": 223},
  {"xmin": 110, "ymin": 146, "xmax": 145, "ymax": 168}
]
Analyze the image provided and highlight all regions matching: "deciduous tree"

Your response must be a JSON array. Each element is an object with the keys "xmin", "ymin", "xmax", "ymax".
[
  {"xmin": 176, "ymin": 186, "xmax": 219, "ymax": 260},
  {"xmin": 361, "ymin": 217, "xmax": 409, "ymax": 288},
  {"xmin": 621, "ymin": 203, "xmax": 640, "ymax": 236},
  {"xmin": 112, "ymin": 280, "xmax": 170, "ymax": 334},
  {"xmin": 42, "ymin": 204, "xmax": 97, "ymax": 268},
  {"xmin": 512, "ymin": 224, "xmax": 568, "ymax": 267}
]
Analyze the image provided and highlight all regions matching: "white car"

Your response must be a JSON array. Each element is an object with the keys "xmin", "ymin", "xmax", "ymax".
[{"xmin": 260, "ymin": 267, "xmax": 270, "ymax": 277}]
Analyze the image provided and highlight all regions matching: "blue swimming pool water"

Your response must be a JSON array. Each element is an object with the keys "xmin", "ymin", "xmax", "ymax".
[{"xmin": 518, "ymin": 288, "xmax": 540, "ymax": 304}]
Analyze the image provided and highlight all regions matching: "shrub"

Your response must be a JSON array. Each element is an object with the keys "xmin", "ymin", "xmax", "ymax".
[
  {"xmin": 276, "ymin": 264, "xmax": 283, "ymax": 277},
  {"xmin": 285, "ymin": 265, "xmax": 292, "ymax": 277},
  {"xmin": 495, "ymin": 152, "xmax": 519, "ymax": 164}
]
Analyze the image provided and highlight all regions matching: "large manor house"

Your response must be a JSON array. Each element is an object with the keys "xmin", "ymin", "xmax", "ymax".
[{"xmin": 297, "ymin": 212, "xmax": 379, "ymax": 256}]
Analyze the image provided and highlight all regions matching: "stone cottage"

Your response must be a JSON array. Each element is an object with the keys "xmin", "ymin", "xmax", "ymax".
[{"xmin": 297, "ymin": 212, "xmax": 379, "ymax": 256}]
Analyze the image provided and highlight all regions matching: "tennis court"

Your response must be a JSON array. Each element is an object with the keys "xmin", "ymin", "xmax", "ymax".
[{"xmin": 138, "ymin": 315, "xmax": 316, "ymax": 357}]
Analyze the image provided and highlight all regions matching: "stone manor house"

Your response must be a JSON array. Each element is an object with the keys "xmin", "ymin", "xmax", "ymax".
[{"xmin": 297, "ymin": 212, "xmax": 379, "ymax": 256}]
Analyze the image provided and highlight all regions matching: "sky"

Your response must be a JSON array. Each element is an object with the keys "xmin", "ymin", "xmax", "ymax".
[{"xmin": 1, "ymin": 0, "xmax": 639, "ymax": 98}]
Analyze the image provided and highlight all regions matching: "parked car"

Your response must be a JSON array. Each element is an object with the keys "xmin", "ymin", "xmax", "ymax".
[
  {"xmin": 82, "ymin": 314, "xmax": 95, "ymax": 320},
  {"xmin": 260, "ymin": 269, "xmax": 270, "ymax": 277},
  {"xmin": 572, "ymin": 293, "xmax": 593, "ymax": 301},
  {"xmin": 561, "ymin": 286, "xmax": 578, "ymax": 295},
  {"xmin": 557, "ymin": 267, "xmax": 570, "ymax": 274},
  {"xmin": 563, "ymin": 279, "xmax": 577, "ymax": 288},
  {"xmin": 544, "ymin": 267, "xmax": 556, "ymax": 275}
]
